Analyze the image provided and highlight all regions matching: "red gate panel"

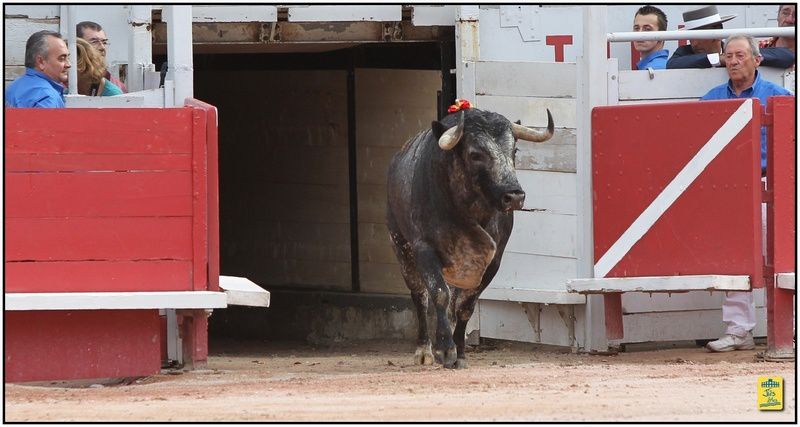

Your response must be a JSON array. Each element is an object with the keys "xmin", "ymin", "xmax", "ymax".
[
  {"xmin": 591, "ymin": 99, "xmax": 763, "ymax": 286},
  {"xmin": 765, "ymin": 96, "xmax": 795, "ymax": 357},
  {"xmin": 4, "ymin": 108, "xmax": 210, "ymax": 293}
]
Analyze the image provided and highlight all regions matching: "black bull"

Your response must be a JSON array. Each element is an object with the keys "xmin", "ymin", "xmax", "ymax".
[{"xmin": 386, "ymin": 107, "xmax": 554, "ymax": 369}]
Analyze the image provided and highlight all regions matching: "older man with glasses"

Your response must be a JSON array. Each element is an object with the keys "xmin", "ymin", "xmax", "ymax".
[{"xmin": 76, "ymin": 21, "xmax": 127, "ymax": 93}]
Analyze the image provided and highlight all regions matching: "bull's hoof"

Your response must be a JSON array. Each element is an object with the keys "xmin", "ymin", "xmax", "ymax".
[
  {"xmin": 435, "ymin": 347, "xmax": 458, "ymax": 368},
  {"xmin": 454, "ymin": 358, "xmax": 468, "ymax": 369},
  {"xmin": 414, "ymin": 345, "xmax": 434, "ymax": 365}
]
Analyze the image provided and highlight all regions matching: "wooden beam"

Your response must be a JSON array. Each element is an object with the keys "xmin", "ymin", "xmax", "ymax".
[
  {"xmin": 567, "ymin": 275, "xmax": 751, "ymax": 294},
  {"xmin": 5, "ymin": 291, "xmax": 226, "ymax": 311}
]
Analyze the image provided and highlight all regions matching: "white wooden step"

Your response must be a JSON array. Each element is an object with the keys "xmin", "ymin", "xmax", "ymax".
[
  {"xmin": 480, "ymin": 287, "xmax": 586, "ymax": 304},
  {"xmin": 776, "ymin": 272, "xmax": 795, "ymax": 291},
  {"xmin": 219, "ymin": 275, "xmax": 271, "ymax": 307},
  {"xmin": 5, "ymin": 291, "xmax": 226, "ymax": 311},
  {"xmin": 566, "ymin": 275, "xmax": 751, "ymax": 294}
]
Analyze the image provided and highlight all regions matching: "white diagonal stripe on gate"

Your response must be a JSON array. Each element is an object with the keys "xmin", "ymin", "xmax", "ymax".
[{"xmin": 594, "ymin": 99, "xmax": 753, "ymax": 278}]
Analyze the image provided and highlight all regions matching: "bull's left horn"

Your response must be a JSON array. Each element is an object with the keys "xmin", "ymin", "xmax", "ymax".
[
  {"xmin": 512, "ymin": 109, "xmax": 554, "ymax": 143},
  {"xmin": 438, "ymin": 111, "xmax": 465, "ymax": 150}
]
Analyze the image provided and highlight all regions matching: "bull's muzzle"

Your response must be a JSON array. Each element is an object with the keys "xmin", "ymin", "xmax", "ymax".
[{"xmin": 501, "ymin": 189, "xmax": 526, "ymax": 211}]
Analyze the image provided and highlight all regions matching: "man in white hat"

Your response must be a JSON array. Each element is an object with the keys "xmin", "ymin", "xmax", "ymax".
[{"xmin": 667, "ymin": 5, "xmax": 794, "ymax": 69}]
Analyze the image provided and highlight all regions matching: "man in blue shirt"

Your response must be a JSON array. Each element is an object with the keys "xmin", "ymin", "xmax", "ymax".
[
  {"xmin": 6, "ymin": 30, "xmax": 71, "ymax": 108},
  {"xmin": 700, "ymin": 34, "xmax": 793, "ymax": 353},
  {"xmin": 632, "ymin": 5, "xmax": 669, "ymax": 70}
]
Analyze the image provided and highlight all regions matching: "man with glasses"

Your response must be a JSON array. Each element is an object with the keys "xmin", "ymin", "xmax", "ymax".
[
  {"xmin": 759, "ymin": 5, "xmax": 795, "ymax": 55},
  {"xmin": 76, "ymin": 21, "xmax": 127, "ymax": 92}
]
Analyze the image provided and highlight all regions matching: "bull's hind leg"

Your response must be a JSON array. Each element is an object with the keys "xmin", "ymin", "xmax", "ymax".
[{"xmin": 388, "ymin": 229, "xmax": 433, "ymax": 365}]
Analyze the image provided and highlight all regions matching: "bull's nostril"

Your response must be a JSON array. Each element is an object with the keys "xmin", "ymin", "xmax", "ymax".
[{"xmin": 502, "ymin": 190, "xmax": 526, "ymax": 209}]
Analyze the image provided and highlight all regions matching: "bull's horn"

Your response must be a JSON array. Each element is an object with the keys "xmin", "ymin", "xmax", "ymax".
[
  {"xmin": 438, "ymin": 111, "xmax": 465, "ymax": 150},
  {"xmin": 512, "ymin": 109, "xmax": 554, "ymax": 143}
]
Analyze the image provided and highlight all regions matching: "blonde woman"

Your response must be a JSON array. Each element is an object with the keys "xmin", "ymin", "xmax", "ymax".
[{"xmin": 75, "ymin": 37, "xmax": 122, "ymax": 96}]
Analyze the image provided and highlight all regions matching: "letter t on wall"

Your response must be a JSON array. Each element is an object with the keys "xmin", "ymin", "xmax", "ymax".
[{"xmin": 546, "ymin": 35, "xmax": 573, "ymax": 62}]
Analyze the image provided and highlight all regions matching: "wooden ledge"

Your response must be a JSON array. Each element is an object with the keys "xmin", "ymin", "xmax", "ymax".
[
  {"xmin": 566, "ymin": 275, "xmax": 751, "ymax": 294},
  {"xmin": 5, "ymin": 291, "xmax": 227, "ymax": 311},
  {"xmin": 480, "ymin": 287, "xmax": 586, "ymax": 304}
]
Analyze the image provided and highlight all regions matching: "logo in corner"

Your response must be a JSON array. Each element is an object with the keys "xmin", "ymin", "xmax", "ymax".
[{"xmin": 757, "ymin": 376, "xmax": 784, "ymax": 411}]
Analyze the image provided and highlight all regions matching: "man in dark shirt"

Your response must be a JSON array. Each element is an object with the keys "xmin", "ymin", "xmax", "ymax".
[{"xmin": 667, "ymin": 5, "xmax": 794, "ymax": 69}]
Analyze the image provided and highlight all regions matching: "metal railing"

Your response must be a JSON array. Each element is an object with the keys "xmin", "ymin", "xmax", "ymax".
[{"xmin": 608, "ymin": 27, "xmax": 794, "ymax": 42}]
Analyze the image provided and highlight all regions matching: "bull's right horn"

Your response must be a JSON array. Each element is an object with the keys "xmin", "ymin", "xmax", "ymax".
[
  {"xmin": 438, "ymin": 111, "xmax": 465, "ymax": 150},
  {"xmin": 512, "ymin": 109, "xmax": 554, "ymax": 143}
]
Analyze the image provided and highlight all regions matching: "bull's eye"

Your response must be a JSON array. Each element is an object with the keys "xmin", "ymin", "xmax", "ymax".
[{"xmin": 469, "ymin": 152, "xmax": 484, "ymax": 163}]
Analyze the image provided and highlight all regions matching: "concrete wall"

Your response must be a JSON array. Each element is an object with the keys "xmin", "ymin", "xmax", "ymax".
[
  {"xmin": 196, "ymin": 69, "xmax": 352, "ymax": 291},
  {"xmin": 195, "ymin": 66, "xmax": 441, "ymax": 296},
  {"xmin": 355, "ymin": 68, "xmax": 441, "ymax": 294}
]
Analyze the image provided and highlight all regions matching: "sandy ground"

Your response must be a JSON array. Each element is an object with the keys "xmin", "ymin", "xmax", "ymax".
[{"xmin": 4, "ymin": 339, "xmax": 795, "ymax": 422}]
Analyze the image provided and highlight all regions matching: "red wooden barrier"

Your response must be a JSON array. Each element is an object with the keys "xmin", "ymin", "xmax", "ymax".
[
  {"xmin": 5, "ymin": 100, "xmax": 220, "ymax": 382},
  {"xmin": 591, "ymin": 98, "xmax": 764, "ymax": 340},
  {"xmin": 765, "ymin": 96, "xmax": 795, "ymax": 359},
  {"xmin": 592, "ymin": 98, "xmax": 763, "ymax": 282}
]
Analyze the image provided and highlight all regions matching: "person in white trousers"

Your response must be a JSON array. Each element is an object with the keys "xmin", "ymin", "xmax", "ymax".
[{"xmin": 700, "ymin": 34, "xmax": 793, "ymax": 352}]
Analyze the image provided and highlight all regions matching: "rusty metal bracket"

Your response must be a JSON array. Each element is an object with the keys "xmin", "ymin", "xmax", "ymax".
[
  {"xmin": 521, "ymin": 302, "xmax": 542, "ymax": 342},
  {"xmin": 556, "ymin": 305, "xmax": 577, "ymax": 349},
  {"xmin": 383, "ymin": 22, "xmax": 403, "ymax": 41},
  {"xmin": 260, "ymin": 22, "xmax": 280, "ymax": 42}
]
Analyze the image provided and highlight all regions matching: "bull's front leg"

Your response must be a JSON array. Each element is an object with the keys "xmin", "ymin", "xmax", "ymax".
[{"xmin": 413, "ymin": 242, "xmax": 458, "ymax": 368}]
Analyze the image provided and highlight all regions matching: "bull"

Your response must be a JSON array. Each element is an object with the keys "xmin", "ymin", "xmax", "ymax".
[{"xmin": 386, "ymin": 105, "xmax": 554, "ymax": 369}]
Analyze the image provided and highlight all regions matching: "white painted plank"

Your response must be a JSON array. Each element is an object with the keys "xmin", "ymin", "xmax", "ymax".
[
  {"xmin": 5, "ymin": 291, "xmax": 227, "ymax": 311},
  {"xmin": 219, "ymin": 275, "xmax": 270, "ymax": 307},
  {"xmin": 4, "ymin": 19, "xmax": 60, "ymax": 65},
  {"xmin": 65, "ymin": 94, "xmax": 146, "ymax": 108},
  {"xmin": 567, "ymin": 275, "xmax": 751, "ymax": 294},
  {"xmin": 516, "ymin": 170, "xmax": 576, "ymax": 215},
  {"xmin": 5, "ymin": 5, "xmax": 60, "ymax": 19},
  {"xmin": 476, "ymin": 95, "xmax": 576, "ymax": 128},
  {"xmin": 493, "ymin": 252, "xmax": 577, "ymax": 291},
  {"xmin": 412, "ymin": 6, "xmax": 456, "ymax": 26},
  {"xmin": 481, "ymin": 287, "xmax": 585, "ymax": 304},
  {"xmin": 622, "ymin": 288, "xmax": 766, "ymax": 314},
  {"xmin": 515, "ymin": 129, "xmax": 576, "ymax": 173},
  {"xmin": 192, "ymin": 6, "xmax": 277, "ymax": 22},
  {"xmin": 621, "ymin": 307, "xmax": 767, "ymax": 343},
  {"xmin": 66, "ymin": 88, "xmax": 165, "ymax": 108},
  {"xmin": 506, "ymin": 211, "xmax": 577, "ymax": 258},
  {"xmin": 618, "ymin": 67, "xmax": 787, "ymax": 100},
  {"xmin": 475, "ymin": 61, "xmax": 576, "ymax": 98},
  {"xmin": 776, "ymin": 273, "xmax": 795, "ymax": 291},
  {"xmin": 288, "ymin": 6, "xmax": 401, "ymax": 22}
]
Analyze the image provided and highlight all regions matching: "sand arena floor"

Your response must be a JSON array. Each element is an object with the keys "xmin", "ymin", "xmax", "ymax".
[{"xmin": 4, "ymin": 339, "xmax": 795, "ymax": 422}]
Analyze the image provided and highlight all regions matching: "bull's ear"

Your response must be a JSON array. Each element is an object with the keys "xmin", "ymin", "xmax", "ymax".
[
  {"xmin": 514, "ymin": 119, "xmax": 522, "ymax": 125},
  {"xmin": 431, "ymin": 120, "xmax": 447, "ymax": 140}
]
